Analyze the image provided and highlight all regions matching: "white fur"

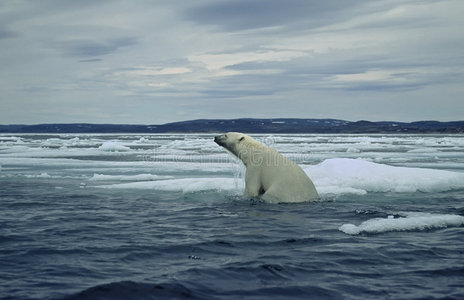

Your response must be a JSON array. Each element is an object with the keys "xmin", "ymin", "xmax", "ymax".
[{"xmin": 214, "ymin": 132, "xmax": 319, "ymax": 203}]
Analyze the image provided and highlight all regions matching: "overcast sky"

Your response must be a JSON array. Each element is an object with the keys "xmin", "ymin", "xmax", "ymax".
[{"xmin": 1, "ymin": 0, "xmax": 463, "ymax": 124}]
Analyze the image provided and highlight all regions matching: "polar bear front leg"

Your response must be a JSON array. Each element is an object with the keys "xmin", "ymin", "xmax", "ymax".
[{"xmin": 244, "ymin": 167, "xmax": 263, "ymax": 197}]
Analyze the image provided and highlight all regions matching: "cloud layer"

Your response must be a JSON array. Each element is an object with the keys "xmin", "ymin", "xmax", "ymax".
[{"xmin": 1, "ymin": 0, "xmax": 463, "ymax": 124}]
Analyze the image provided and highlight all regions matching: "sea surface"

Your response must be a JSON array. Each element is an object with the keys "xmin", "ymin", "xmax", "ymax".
[{"xmin": 1, "ymin": 133, "xmax": 464, "ymax": 300}]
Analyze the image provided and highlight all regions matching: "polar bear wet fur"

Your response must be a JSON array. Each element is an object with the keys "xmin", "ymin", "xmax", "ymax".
[{"xmin": 214, "ymin": 132, "xmax": 319, "ymax": 203}]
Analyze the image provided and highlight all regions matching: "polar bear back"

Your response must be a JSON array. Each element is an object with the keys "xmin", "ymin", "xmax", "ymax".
[{"xmin": 246, "ymin": 147, "xmax": 318, "ymax": 203}]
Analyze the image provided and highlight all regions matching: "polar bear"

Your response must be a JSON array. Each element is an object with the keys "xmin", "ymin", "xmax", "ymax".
[{"xmin": 214, "ymin": 132, "xmax": 319, "ymax": 203}]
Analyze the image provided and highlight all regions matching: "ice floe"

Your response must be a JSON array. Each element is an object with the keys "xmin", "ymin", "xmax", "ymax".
[
  {"xmin": 96, "ymin": 177, "xmax": 243, "ymax": 193},
  {"xmin": 306, "ymin": 158, "xmax": 464, "ymax": 195},
  {"xmin": 339, "ymin": 212, "xmax": 464, "ymax": 235}
]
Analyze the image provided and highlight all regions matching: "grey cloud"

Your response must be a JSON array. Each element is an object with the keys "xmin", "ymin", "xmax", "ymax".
[
  {"xmin": 220, "ymin": 52, "xmax": 454, "ymax": 95},
  {"xmin": 56, "ymin": 36, "xmax": 138, "ymax": 57},
  {"xmin": 335, "ymin": 81, "xmax": 428, "ymax": 92},
  {"xmin": 198, "ymin": 88, "xmax": 274, "ymax": 99},
  {"xmin": 0, "ymin": 28, "xmax": 18, "ymax": 39},
  {"xmin": 185, "ymin": 0, "xmax": 367, "ymax": 31},
  {"xmin": 194, "ymin": 71, "xmax": 299, "ymax": 100},
  {"xmin": 78, "ymin": 58, "xmax": 103, "ymax": 63}
]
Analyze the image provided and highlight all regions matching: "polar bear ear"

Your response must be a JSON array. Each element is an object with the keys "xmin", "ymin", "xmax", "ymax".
[{"xmin": 239, "ymin": 136, "xmax": 245, "ymax": 142}]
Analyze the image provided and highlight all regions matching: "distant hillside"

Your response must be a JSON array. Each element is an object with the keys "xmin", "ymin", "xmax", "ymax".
[{"xmin": 1, "ymin": 119, "xmax": 463, "ymax": 134}]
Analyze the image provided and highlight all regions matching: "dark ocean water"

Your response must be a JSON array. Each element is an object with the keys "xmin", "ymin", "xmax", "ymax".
[{"xmin": 1, "ymin": 134, "xmax": 464, "ymax": 299}]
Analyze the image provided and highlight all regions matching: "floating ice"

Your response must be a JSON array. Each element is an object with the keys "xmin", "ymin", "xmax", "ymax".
[
  {"xmin": 407, "ymin": 148, "xmax": 439, "ymax": 153},
  {"xmin": 0, "ymin": 136, "xmax": 22, "ymax": 141},
  {"xmin": 0, "ymin": 157, "xmax": 235, "ymax": 174},
  {"xmin": 42, "ymin": 137, "xmax": 86, "ymax": 148},
  {"xmin": 98, "ymin": 141, "xmax": 131, "ymax": 152},
  {"xmin": 2, "ymin": 135, "xmax": 464, "ymax": 197},
  {"xmin": 318, "ymin": 186, "xmax": 367, "ymax": 196},
  {"xmin": 0, "ymin": 145, "xmax": 32, "ymax": 154},
  {"xmin": 306, "ymin": 158, "xmax": 464, "ymax": 195},
  {"xmin": 134, "ymin": 137, "xmax": 150, "ymax": 144},
  {"xmin": 92, "ymin": 158, "xmax": 464, "ymax": 195},
  {"xmin": 96, "ymin": 178, "xmax": 243, "ymax": 193},
  {"xmin": 339, "ymin": 212, "xmax": 464, "ymax": 235},
  {"xmin": 25, "ymin": 172, "xmax": 51, "ymax": 178},
  {"xmin": 89, "ymin": 173, "xmax": 173, "ymax": 181},
  {"xmin": 346, "ymin": 147, "xmax": 361, "ymax": 153}
]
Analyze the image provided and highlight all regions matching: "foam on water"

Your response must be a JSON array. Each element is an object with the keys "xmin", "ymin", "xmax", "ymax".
[{"xmin": 340, "ymin": 212, "xmax": 464, "ymax": 235}]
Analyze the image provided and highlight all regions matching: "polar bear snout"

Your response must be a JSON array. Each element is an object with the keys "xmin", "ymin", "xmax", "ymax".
[
  {"xmin": 214, "ymin": 135, "xmax": 226, "ymax": 146},
  {"xmin": 215, "ymin": 135, "xmax": 232, "ymax": 149}
]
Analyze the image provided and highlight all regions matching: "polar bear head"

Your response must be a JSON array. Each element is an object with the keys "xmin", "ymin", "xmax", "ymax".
[
  {"xmin": 214, "ymin": 132, "xmax": 247, "ymax": 157},
  {"xmin": 214, "ymin": 132, "xmax": 267, "ymax": 165}
]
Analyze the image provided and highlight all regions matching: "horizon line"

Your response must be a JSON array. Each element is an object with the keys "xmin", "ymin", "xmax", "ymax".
[{"xmin": 2, "ymin": 117, "xmax": 464, "ymax": 127}]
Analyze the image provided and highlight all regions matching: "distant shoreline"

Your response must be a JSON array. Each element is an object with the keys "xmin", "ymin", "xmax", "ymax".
[{"xmin": 1, "ymin": 118, "xmax": 464, "ymax": 134}]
